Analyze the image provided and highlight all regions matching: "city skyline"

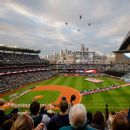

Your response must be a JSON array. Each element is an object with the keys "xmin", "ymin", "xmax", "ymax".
[
  {"xmin": 0, "ymin": 0, "xmax": 130, "ymax": 56},
  {"xmin": 45, "ymin": 44, "xmax": 114, "ymax": 64}
]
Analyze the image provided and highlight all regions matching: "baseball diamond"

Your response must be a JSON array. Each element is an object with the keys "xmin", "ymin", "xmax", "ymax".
[{"xmin": 1, "ymin": 76, "xmax": 130, "ymax": 112}]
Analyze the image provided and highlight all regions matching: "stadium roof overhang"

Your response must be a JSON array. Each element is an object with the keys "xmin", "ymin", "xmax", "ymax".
[
  {"xmin": 113, "ymin": 50, "xmax": 130, "ymax": 54},
  {"xmin": 119, "ymin": 31, "xmax": 130, "ymax": 51},
  {"xmin": 0, "ymin": 45, "xmax": 41, "ymax": 54}
]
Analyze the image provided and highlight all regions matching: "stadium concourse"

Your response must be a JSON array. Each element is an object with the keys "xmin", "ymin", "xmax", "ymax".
[{"xmin": 0, "ymin": 46, "xmax": 130, "ymax": 130}]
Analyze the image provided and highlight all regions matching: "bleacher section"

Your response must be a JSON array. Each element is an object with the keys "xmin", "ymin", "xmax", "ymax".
[
  {"xmin": 0, "ymin": 70, "xmax": 57, "ymax": 94},
  {"xmin": 121, "ymin": 72, "xmax": 130, "ymax": 82},
  {"xmin": 0, "ymin": 52, "xmax": 47, "ymax": 65},
  {"xmin": 0, "ymin": 46, "xmax": 48, "ymax": 66},
  {"xmin": 0, "ymin": 46, "xmax": 56, "ymax": 94}
]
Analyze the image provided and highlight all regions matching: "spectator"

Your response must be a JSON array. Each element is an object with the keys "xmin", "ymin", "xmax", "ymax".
[
  {"xmin": 61, "ymin": 96, "xmax": 67, "ymax": 101},
  {"xmin": 87, "ymin": 111, "xmax": 93, "ymax": 125},
  {"xmin": 112, "ymin": 112, "xmax": 129, "ymax": 130},
  {"xmin": 47, "ymin": 110, "xmax": 55, "ymax": 118},
  {"xmin": 9, "ymin": 108, "xmax": 19, "ymax": 121},
  {"xmin": 0, "ymin": 109, "xmax": 7, "ymax": 127},
  {"xmin": 127, "ymin": 108, "xmax": 130, "ymax": 123},
  {"xmin": 40, "ymin": 106, "xmax": 50, "ymax": 129},
  {"xmin": 1, "ymin": 119, "xmax": 14, "ymax": 130},
  {"xmin": 48, "ymin": 100, "xmax": 69, "ymax": 130},
  {"xmin": 30, "ymin": 101, "xmax": 42, "ymax": 128},
  {"xmin": 105, "ymin": 104, "xmax": 109, "ymax": 121},
  {"xmin": 107, "ymin": 111, "xmax": 116, "ymax": 130},
  {"xmin": 90, "ymin": 111, "xmax": 106, "ymax": 130},
  {"xmin": 40, "ymin": 106, "xmax": 47, "ymax": 115},
  {"xmin": 11, "ymin": 114, "xmax": 44, "ymax": 130},
  {"xmin": 60, "ymin": 104, "xmax": 95, "ymax": 130},
  {"xmin": 70, "ymin": 94, "xmax": 76, "ymax": 106}
]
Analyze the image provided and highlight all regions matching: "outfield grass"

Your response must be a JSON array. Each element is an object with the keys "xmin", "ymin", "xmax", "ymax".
[{"xmin": 2, "ymin": 76, "xmax": 130, "ymax": 113}]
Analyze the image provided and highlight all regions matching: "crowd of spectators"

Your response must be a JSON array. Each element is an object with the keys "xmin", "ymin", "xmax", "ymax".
[
  {"xmin": 50, "ymin": 64, "xmax": 130, "ymax": 72},
  {"xmin": 0, "ymin": 66, "xmax": 50, "ymax": 73},
  {"xmin": 121, "ymin": 72, "xmax": 130, "ymax": 82},
  {"xmin": 0, "ymin": 52, "xmax": 47, "ymax": 65},
  {"xmin": 0, "ymin": 70, "xmax": 57, "ymax": 94},
  {"xmin": 0, "ymin": 96, "xmax": 130, "ymax": 130}
]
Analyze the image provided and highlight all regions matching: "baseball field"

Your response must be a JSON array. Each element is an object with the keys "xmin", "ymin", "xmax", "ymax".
[{"xmin": 2, "ymin": 76, "xmax": 130, "ymax": 112}]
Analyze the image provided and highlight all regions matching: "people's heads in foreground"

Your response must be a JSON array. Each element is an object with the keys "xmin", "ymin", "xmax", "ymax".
[
  {"xmin": 11, "ymin": 114, "xmax": 44, "ymax": 130},
  {"xmin": 2, "ymin": 119, "xmax": 14, "ymax": 130},
  {"xmin": 108, "ymin": 111, "xmax": 116, "ymax": 124},
  {"xmin": 87, "ymin": 111, "xmax": 93, "ymax": 124},
  {"xmin": 40, "ymin": 106, "xmax": 47, "ymax": 114},
  {"xmin": 93, "ymin": 111, "xmax": 105, "ymax": 125},
  {"xmin": 112, "ymin": 112, "xmax": 129, "ymax": 130},
  {"xmin": 0, "ymin": 109, "xmax": 5, "ymax": 125},
  {"xmin": 59, "ymin": 100, "xmax": 68, "ymax": 113},
  {"xmin": 92, "ymin": 111, "xmax": 105, "ymax": 130},
  {"xmin": 10, "ymin": 108, "xmax": 19, "ymax": 121},
  {"xmin": 69, "ymin": 104, "xmax": 87, "ymax": 129},
  {"xmin": 30, "ymin": 101, "xmax": 40, "ymax": 116},
  {"xmin": 11, "ymin": 114, "xmax": 34, "ymax": 130}
]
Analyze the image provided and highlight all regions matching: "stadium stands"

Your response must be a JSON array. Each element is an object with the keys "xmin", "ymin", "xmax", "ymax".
[
  {"xmin": 0, "ymin": 46, "xmax": 57, "ymax": 94},
  {"xmin": 121, "ymin": 72, "xmax": 130, "ymax": 82},
  {"xmin": 0, "ymin": 70, "xmax": 57, "ymax": 94},
  {"xmin": 50, "ymin": 63, "xmax": 130, "ymax": 73},
  {"xmin": 0, "ymin": 52, "xmax": 46, "ymax": 65}
]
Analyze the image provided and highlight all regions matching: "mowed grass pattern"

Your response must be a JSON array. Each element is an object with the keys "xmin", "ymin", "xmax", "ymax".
[
  {"xmin": 15, "ymin": 91, "xmax": 60, "ymax": 104},
  {"xmin": 3, "ymin": 76, "xmax": 130, "ymax": 112}
]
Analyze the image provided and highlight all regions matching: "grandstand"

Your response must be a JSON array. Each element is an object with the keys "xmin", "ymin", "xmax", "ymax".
[
  {"xmin": 0, "ymin": 46, "xmax": 49, "ymax": 65},
  {"xmin": 0, "ymin": 46, "xmax": 58, "ymax": 94},
  {"xmin": 121, "ymin": 72, "xmax": 130, "ymax": 82}
]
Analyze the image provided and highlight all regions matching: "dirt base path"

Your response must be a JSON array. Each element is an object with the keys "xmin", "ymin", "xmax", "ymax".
[{"xmin": 32, "ymin": 85, "xmax": 82, "ymax": 105}]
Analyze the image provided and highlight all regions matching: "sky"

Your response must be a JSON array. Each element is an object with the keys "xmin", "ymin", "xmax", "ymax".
[{"xmin": 0, "ymin": 0, "xmax": 130, "ymax": 57}]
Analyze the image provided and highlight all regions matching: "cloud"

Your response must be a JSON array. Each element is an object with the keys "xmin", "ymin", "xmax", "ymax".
[{"xmin": 0, "ymin": 0, "xmax": 130, "ymax": 56}]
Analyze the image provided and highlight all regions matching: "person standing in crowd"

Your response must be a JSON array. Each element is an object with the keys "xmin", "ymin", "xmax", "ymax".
[
  {"xmin": 30, "ymin": 101, "xmax": 42, "ymax": 128},
  {"xmin": 105, "ymin": 104, "xmax": 109, "ymax": 121},
  {"xmin": 48, "ymin": 100, "xmax": 69, "ymax": 130},
  {"xmin": 87, "ymin": 111, "xmax": 93, "ymax": 125},
  {"xmin": 0, "ymin": 109, "xmax": 7, "ymax": 128},
  {"xmin": 60, "ymin": 104, "xmax": 95, "ymax": 130},
  {"xmin": 70, "ymin": 94, "xmax": 76, "ymax": 106}
]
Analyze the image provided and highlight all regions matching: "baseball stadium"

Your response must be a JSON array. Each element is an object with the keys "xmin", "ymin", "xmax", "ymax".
[
  {"xmin": 0, "ymin": 1, "xmax": 130, "ymax": 129},
  {"xmin": 0, "ymin": 31, "xmax": 130, "ymax": 115}
]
